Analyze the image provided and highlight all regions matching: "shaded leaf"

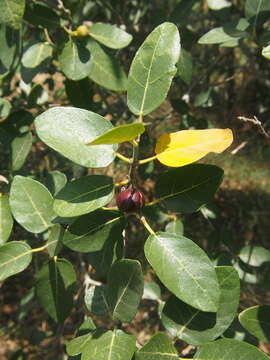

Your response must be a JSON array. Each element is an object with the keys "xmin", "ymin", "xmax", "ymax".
[
  {"xmin": 54, "ymin": 175, "xmax": 114, "ymax": 217},
  {"xmin": 177, "ymin": 48, "xmax": 193, "ymax": 84},
  {"xmin": 0, "ymin": 0, "xmax": 25, "ymax": 29},
  {"xmin": 0, "ymin": 25, "xmax": 20, "ymax": 74},
  {"xmin": 155, "ymin": 164, "xmax": 223, "ymax": 213},
  {"xmin": 63, "ymin": 209, "xmax": 124, "ymax": 252},
  {"xmin": 44, "ymin": 170, "xmax": 67, "ymax": 196},
  {"xmin": 35, "ymin": 258, "xmax": 76, "ymax": 323},
  {"xmin": 162, "ymin": 266, "xmax": 240, "ymax": 345},
  {"xmin": 245, "ymin": 0, "xmax": 270, "ymax": 27},
  {"xmin": 88, "ymin": 123, "xmax": 145, "ymax": 145},
  {"xmin": 143, "ymin": 282, "xmax": 161, "ymax": 301},
  {"xmin": 85, "ymin": 285, "xmax": 109, "ymax": 316},
  {"xmin": 239, "ymin": 305, "xmax": 270, "ymax": 342},
  {"xmin": 135, "ymin": 333, "xmax": 178, "ymax": 360},
  {"xmin": 239, "ymin": 246, "xmax": 270, "ymax": 267},
  {"xmin": 194, "ymin": 338, "xmax": 269, "ymax": 360},
  {"xmin": 165, "ymin": 219, "xmax": 184, "ymax": 235},
  {"xmin": 9, "ymin": 176, "xmax": 55, "ymax": 233},
  {"xmin": 0, "ymin": 98, "xmax": 11, "ymax": 118},
  {"xmin": 66, "ymin": 332, "xmax": 94, "ymax": 356},
  {"xmin": 11, "ymin": 131, "xmax": 32, "ymax": 171},
  {"xmin": 24, "ymin": 2, "xmax": 60, "ymax": 29},
  {"xmin": 65, "ymin": 78, "xmax": 94, "ymax": 110},
  {"xmin": 0, "ymin": 241, "xmax": 32, "ymax": 281},
  {"xmin": 0, "ymin": 194, "xmax": 13, "ymax": 244},
  {"xmin": 106, "ymin": 259, "xmax": 144, "ymax": 322},
  {"xmin": 88, "ymin": 39, "xmax": 127, "ymax": 91},
  {"xmin": 155, "ymin": 129, "xmax": 233, "ymax": 167},
  {"xmin": 35, "ymin": 106, "xmax": 116, "ymax": 168},
  {"xmin": 144, "ymin": 232, "xmax": 220, "ymax": 312},
  {"xmin": 46, "ymin": 224, "xmax": 63, "ymax": 257},
  {"xmin": 89, "ymin": 23, "xmax": 132, "ymax": 49},
  {"xmin": 127, "ymin": 22, "xmax": 180, "ymax": 116}
]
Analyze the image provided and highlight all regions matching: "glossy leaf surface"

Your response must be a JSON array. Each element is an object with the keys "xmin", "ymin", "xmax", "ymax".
[
  {"xmin": 127, "ymin": 22, "xmax": 180, "ymax": 116},
  {"xmin": 63, "ymin": 210, "xmax": 124, "ymax": 252},
  {"xmin": 35, "ymin": 258, "xmax": 76, "ymax": 323},
  {"xmin": 239, "ymin": 305, "xmax": 270, "ymax": 342},
  {"xmin": 35, "ymin": 107, "xmax": 116, "ymax": 168},
  {"xmin": 162, "ymin": 266, "xmax": 240, "ymax": 345},
  {"xmin": 144, "ymin": 232, "xmax": 220, "ymax": 312},
  {"xmin": 106, "ymin": 259, "xmax": 144, "ymax": 322},
  {"xmin": 0, "ymin": 194, "xmax": 13, "ymax": 245},
  {"xmin": 89, "ymin": 23, "xmax": 132, "ymax": 49},
  {"xmin": 155, "ymin": 164, "xmax": 223, "ymax": 213},
  {"xmin": 155, "ymin": 129, "xmax": 233, "ymax": 167},
  {"xmin": 54, "ymin": 175, "xmax": 114, "ymax": 217},
  {"xmin": 0, "ymin": 241, "xmax": 32, "ymax": 281},
  {"xmin": 194, "ymin": 338, "xmax": 270, "ymax": 360},
  {"xmin": 135, "ymin": 333, "xmax": 178, "ymax": 360},
  {"xmin": 9, "ymin": 176, "xmax": 55, "ymax": 233},
  {"xmin": 88, "ymin": 123, "xmax": 145, "ymax": 145}
]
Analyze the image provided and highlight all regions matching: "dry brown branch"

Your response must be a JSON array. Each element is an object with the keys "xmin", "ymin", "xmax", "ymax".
[{"xmin": 237, "ymin": 115, "xmax": 270, "ymax": 139}]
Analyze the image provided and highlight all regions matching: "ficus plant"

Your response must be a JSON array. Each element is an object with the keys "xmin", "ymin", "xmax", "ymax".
[{"xmin": 1, "ymin": 1, "xmax": 270, "ymax": 360}]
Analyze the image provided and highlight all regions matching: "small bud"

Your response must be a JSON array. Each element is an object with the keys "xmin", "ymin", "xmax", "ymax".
[{"xmin": 116, "ymin": 187, "xmax": 145, "ymax": 213}]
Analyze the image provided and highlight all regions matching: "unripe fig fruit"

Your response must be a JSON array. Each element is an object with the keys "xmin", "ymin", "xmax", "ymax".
[
  {"xmin": 76, "ymin": 25, "xmax": 89, "ymax": 37},
  {"xmin": 116, "ymin": 187, "xmax": 145, "ymax": 213}
]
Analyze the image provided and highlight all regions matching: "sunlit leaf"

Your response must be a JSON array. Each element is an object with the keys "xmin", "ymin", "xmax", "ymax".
[
  {"xmin": 11, "ymin": 131, "xmax": 32, "ymax": 171},
  {"xmin": 135, "ymin": 333, "xmax": 178, "ymax": 360},
  {"xmin": 89, "ymin": 23, "xmax": 133, "ymax": 49},
  {"xmin": 0, "ymin": 194, "xmax": 13, "ymax": 245},
  {"xmin": 155, "ymin": 128, "xmax": 233, "ymax": 167},
  {"xmin": 88, "ymin": 123, "xmax": 145, "ymax": 145},
  {"xmin": 239, "ymin": 246, "xmax": 270, "ymax": 267},
  {"xmin": 239, "ymin": 305, "xmax": 270, "ymax": 342},
  {"xmin": 0, "ymin": 0, "xmax": 25, "ymax": 29},
  {"xmin": 22, "ymin": 42, "xmax": 53, "ymax": 68}
]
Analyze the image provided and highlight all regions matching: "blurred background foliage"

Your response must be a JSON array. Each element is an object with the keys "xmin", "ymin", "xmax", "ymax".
[{"xmin": 1, "ymin": 0, "xmax": 270, "ymax": 359}]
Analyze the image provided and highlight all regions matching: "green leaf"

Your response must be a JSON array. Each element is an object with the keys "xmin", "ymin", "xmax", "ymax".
[
  {"xmin": 88, "ymin": 123, "xmax": 145, "ymax": 145},
  {"xmin": 54, "ymin": 175, "xmax": 114, "ymax": 217},
  {"xmin": 0, "ymin": 0, "xmax": 25, "ymax": 29},
  {"xmin": 239, "ymin": 305, "xmax": 270, "ymax": 342},
  {"xmin": 135, "ymin": 333, "xmax": 178, "ymax": 360},
  {"xmin": 9, "ymin": 176, "xmax": 55, "ymax": 233},
  {"xmin": 169, "ymin": 0, "xmax": 198, "ymax": 25},
  {"xmin": 127, "ymin": 22, "xmax": 180, "ymax": 116},
  {"xmin": 63, "ymin": 209, "xmax": 124, "ymax": 252},
  {"xmin": 245, "ymin": 0, "xmax": 270, "ymax": 27},
  {"xmin": 89, "ymin": 23, "xmax": 133, "ymax": 49},
  {"xmin": 85, "ymin": 285, "xmax": 109, "ymax": 316},
  {"xmin": 46, "ymin": 224, "xmax": 63, "ymax": 257},
  {"xmin": 66, "ymin": 332, "xmax": 94, "ymax": 356},
  {"xmin": 11, "ymin": 131, "xmax": 32, "ymax": 171},
  {"xmin": 162, "ymin": 266, "xmax": 240, "ymax": 345},
  {"xmin": 155, "ymin": 164, "xmax": 223, "ymax": 214},
  {"xmin": 165, "ymin": 219, "xmax": 184, "ymax": 236},
  {"xmin": 0, "ymin": 241, "xmax": 32, "ymax": 281},
  {"xmin": 0, "ymin": 25, "xmax": 20, "ymax": 74},
  {"xmin": 177, "ymin": 48, "xmax": 193, "ymax": 85},
  {"xmin": 239, "ymin": 245, "xmax": 270, "ymax": 267},
  {"xmin": 144, "ymin": 232, "xmax": 220, "ymax": 312},
  {"xmin": 0, "ymin": 194, "xmax": 13, "ymax": 245},
  {"xmin": 0, "ymin": 98, "xmax": 11, "ymax": 118},
  {"xmin": 106, "ymin": 259, "xmax": 144, "ymax": 322},
  {"xmin": 59, "ymin": 39, "xmax": 92, "ymax": 81},
  {"xmin": 87, "ymin": 39, "xmax": 127, "ymax": 91},
  {"xmin": 35, "ymin": 106, "xmax": 116, "ymax": 168},
  {"xmin": 262, "ymin": 45, "xmax": 270, "ymax": 60},
  {"xmin": 22, "ymin": 42, "xmax": 53, "ymax": 68},
  {"xmin": 81, "ymin": 329, "xmax": 136, "ymax": 360},
  {"xmin": 23, "ymin": 2, "xmax": 60, "ymax": 29},
  {"xmin": 194, "ymin": 338, "xmax": 270, "ymax": 360},
  {"xmin": 35, "ymin": 258, "xmax": 76, "ymax": 323},
  {"xmin": 65, "ymin": 78, "xmax": 94, "ymax": 110},
  {"xmin": 143, "ymin": 281, "xmax": 161, "ymax": 301},
  {"xmin": 207, "ymin": 0, "xmax": 231, "ymax": 10},
  {"xmin": 44, "ymin": 170, "xmax": 67, "ymax": 196}
]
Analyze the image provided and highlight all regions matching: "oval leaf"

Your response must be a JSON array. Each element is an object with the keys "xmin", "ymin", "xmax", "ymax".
[
  {"xmin": 63, "ymin": 209, "xmax": 124, "ymax": 252},
  {"xmin": 0, "ymin": 241, "xmax": 32, "ymax": 281},
  {"xmin": 155, "ymin": 128, "xmax": 233, "ymax": 167},
  {"xmin": 35, "ymin": 258, "xmax": 76, "ymax": 323},
  {"xmin": 135, "ymin": 333, "xmax": 178, "ymax": 360},
  {"xmin": 239, "ymin": 245, "xmax": 270, "ymax": 267},
  {"xmin": 127, "ymin": 22, "xmax": 180, "ymax": 116},
  {"xmin": 239, "ymin": 305, "xmax": 270, "ymax": 342},
  {"xmin": 66, "ymin": 332, "xmax": 94, "ymax": 356},
  {"xmin": 54, "ymin": 175, "xmax": 114, "ymax": 217},
  {"xmin": 162, "ymin": 266, "xmax": 240, "ymax": 345},
  {"xmin": 88, "ymin": 123, "xmax": 145, "ymax": 145},
  {"xmin": 9, "ymin": 176, "xmax": 55, "ymax": 233},
  {"xmin": 35, "ymin": 106, "xmax": 116, "ymax": 168},
  {"xmin": 44, "ymin": 170, "xmax": 67, "ymax": 196},
  {"xmin": 85, "ymin": 285, "xmax": 109, "ymax": 316},
  {"xmin": 245, "ymin": 0, "xmax": 270, "ymax": 27},
  {"xmin": 22, "ymin": 42, "xmax": 53, "ymax": 68},
  {"xmin": 89, "ymin": 23, "xmax": 133, "ymax": 49},
  {"xmin": 165, "ymin": 219, "xmax": 184, "ymax": 236},
  {"xmin": 88, "ymin": 39, "xmax": 127, "ymax": 91},
  {"xmin": 155, "ymin": 164, "xmax": 224, "ymax": 213},
  {"xmin": 59, "ymin": 39, "xmax": 92, "ymax": 81},
  {"xmin": 106, "ymin": 259, "xmax": 144, "ymax": 322},
  {"xmin": 194, "ymin": 338, "xmax": 270, "ymax": 360},
  {"xmin": 144, "ymin": 232, "xmax": 220, "ymax": 312},
  {"xmin": 81, "ymin": 329, "xmax": 136, "ymax": 360},
  {"xmin": 0, "ymin": 194, "xmax": 13, "ymax": 245},
  {"xmin": 11, "ymin": 131, "xmax": 32, "ymax": 171},
  {"xmin": 0, "ymin": 0, "xmax": 25, "ymax": 29}
]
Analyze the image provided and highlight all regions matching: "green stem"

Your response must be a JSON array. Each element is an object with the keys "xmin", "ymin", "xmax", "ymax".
[{"xmin": 139, "ymin": 216, "xmax": 156, "ymax": 235}]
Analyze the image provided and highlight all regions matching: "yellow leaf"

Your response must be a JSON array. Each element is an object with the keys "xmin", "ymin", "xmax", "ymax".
[{"xmin": 155, "ymin": 128, "xmax": 233, "ymax": 167}]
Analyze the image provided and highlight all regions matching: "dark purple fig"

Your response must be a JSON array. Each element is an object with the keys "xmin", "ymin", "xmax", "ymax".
[{"xmin": 116, "ymin": 187, "xmax": 145, "ymax": 213}]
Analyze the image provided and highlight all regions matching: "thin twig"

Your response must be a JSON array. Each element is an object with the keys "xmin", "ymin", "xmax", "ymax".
[
  {"xmin": 231, "ymin": 141, "xmax": 248, "ymax": 155},
  {"xmin": 237, "ymin": 115, "xmax": 270, "ymax": 139}
]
